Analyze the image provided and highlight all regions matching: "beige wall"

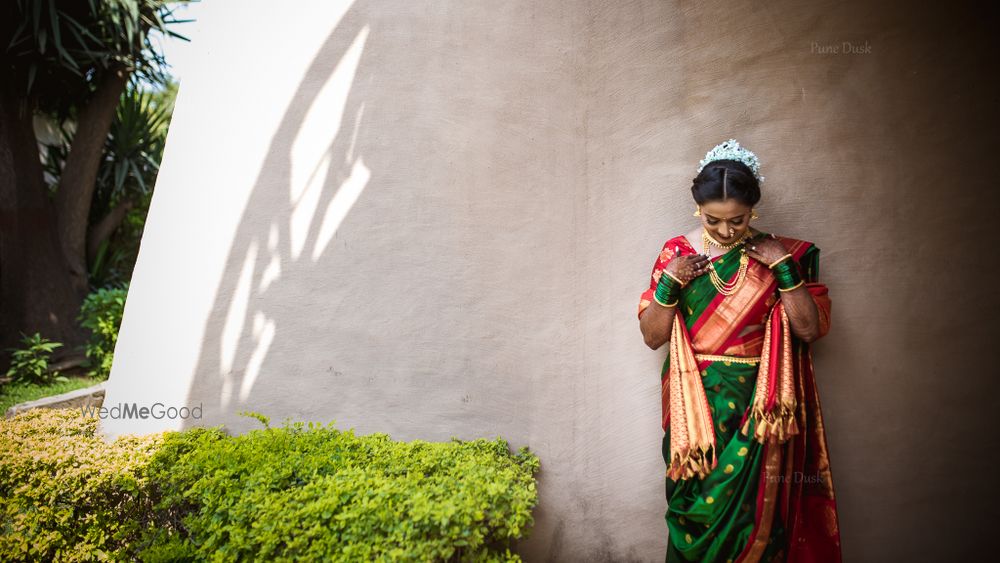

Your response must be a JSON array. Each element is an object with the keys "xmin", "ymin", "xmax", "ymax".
[{"xmin": 101, "ymin": 1, "xmax": 999, "ymax": 560}]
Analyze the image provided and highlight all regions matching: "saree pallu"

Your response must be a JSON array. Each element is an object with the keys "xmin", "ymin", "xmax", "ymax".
[{"xmin": 638, "ymin": 232, "xmax": 842, "ymax": 563}]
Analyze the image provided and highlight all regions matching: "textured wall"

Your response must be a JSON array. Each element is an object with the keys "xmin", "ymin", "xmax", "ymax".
[{"xmin": 101, "ymin": 1, "xmax": 999, "ymax": 560}]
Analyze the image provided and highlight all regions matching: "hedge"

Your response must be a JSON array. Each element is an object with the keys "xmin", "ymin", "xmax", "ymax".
[
  {"xmin": 0, "ymin": 409, "xmax": 540, "ymax": 562},
  {"xmin": 0, "ymin": 409, "xmax": 164, "ymax": 561}
]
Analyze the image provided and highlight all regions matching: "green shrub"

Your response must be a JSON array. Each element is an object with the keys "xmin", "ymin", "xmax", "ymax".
[
  {"xmin": 0, "ymin": 409, "xmax": 541, "ymax": 562},
  {"xmin": 4, "ymin": 332, "xmax": 65, "ymax": 385},
  {"xmin": 140, "ymin": 415, "xmax": 540, "ymax": 562},
  {"xmin": 0, "ymin": 409, "xmax": 166, "ymax": 562},
  {"xmin": 77, "ymin": 284, "xmax": 128, "ymax": 379}
]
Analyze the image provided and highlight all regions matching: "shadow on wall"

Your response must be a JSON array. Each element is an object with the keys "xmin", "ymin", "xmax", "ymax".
[
  {"xmin": 182, "ymin": 4, "xmax": 376, "ymax": 431},
  {"xmin": 173, "ymin": 1, "xmax": 604, "ymax": 559},
  {"xmin": 179, "ymin": 0, "xmax": 579, "ymax": 436},
  {"xmin": 178, "ymin": 0, "xmax": 585, "ymax": 453}
]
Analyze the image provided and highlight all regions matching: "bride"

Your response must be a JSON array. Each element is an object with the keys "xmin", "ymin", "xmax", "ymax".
[{"xmin": 637, "ymin": 140, "xmax": 842, "ymax": 562}]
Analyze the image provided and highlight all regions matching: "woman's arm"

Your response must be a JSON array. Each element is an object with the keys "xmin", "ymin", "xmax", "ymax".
[
  {"xmin": 640, "ymin": 300, "xmax": 678, "ymax": 350},
  {"xmin": 744, "ymin": 237, "xmax": 822, "ymax": 342},
  {"xmin": 776, "ymin": 284, "xmax": 820, "ymax": 342},
  {"xmin": 638, "ymin": 251, "xmax": 710, "ymax": 350}
]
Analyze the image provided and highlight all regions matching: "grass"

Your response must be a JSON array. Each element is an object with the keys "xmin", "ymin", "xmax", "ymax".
[{"xmin": 0, "ymin": 377, "xmax": 103, "ymax": 414}]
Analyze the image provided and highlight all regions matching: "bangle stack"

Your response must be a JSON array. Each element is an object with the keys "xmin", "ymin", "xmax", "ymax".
[
  {"xmin": 766, "ymin": 253, "xmax": 793, "ymax": 269},
  {"xmin": 654, "ymin": 271, "xmax": 683, "ymax": 307},
  {"xmin": 770, "ymin": 255, "xmax": 804, "ymax": 292}
]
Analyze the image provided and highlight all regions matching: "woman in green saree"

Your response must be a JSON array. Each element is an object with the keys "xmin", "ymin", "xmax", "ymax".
[{"xmin": 637, "ymin": 140, "xmax": 842, "ymax": 562}]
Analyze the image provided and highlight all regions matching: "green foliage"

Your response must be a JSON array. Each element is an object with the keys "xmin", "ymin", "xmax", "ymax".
[
  {"xmin": 141, "ymin": 421, "xmax": 540, "ymax": 561},
  {"xmin": 101, "ymin": 85, "xmax": 170, "ymax": 195},
  {"xmin": 0, "ymin": 409, "xmax": 166, "ymax": 562},
  {"xmin": 0, "ymin": 377, "xmax": 101, "ymax": 414},
  {"xmin": 77, "ymin": 285, "xmax": 128, "ymax": 379},
  {"xmin": 239, "ymin": 409, "xmax": 271, "ymax": 429},
  {"xmin": 89, "ymin": 83, "xmax": 174, "ymax": 286},
  {"xmin": 4, "ymin": 332, "xmax": 66, "ymax": 386},
  {"xmin": 1, "ymin": 0, "xmax": 190, "ymax": 112},
  {"xmin": 0, "ymin": 410, "xmax": 541, "ymax": 562}
]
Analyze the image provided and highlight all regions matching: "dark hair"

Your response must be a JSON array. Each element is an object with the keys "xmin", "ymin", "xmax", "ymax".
[{"xmin": 690, "ymin": 159, "xmax": 761, "ymax": 207}]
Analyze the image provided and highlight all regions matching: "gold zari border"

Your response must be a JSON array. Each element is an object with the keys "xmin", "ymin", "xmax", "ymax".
[{"xmin": 693, "ymin": 353, "xmax": 761, "ymax": 365}]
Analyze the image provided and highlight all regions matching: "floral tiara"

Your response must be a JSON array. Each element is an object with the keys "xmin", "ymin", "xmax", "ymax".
[{"xmin": 697, "ymin": 139, "xmax": 764, "ymax": 184}]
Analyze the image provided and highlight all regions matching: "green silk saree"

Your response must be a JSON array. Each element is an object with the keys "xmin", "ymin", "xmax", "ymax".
[{"xmin": 638, "ymin": 230, "xmax": 842, "ymax": 563}]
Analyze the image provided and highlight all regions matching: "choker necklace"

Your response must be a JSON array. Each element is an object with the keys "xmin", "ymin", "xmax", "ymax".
[
  {"xmin": 702, "ymin": 228, "xmax": 752, "ymax": 251},
  {"xmin": 702, "ymin": 228, "xmax": 752, "ymax": 295}
]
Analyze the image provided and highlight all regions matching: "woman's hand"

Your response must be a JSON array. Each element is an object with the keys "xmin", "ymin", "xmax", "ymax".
[
  {"xmin": 743, "ymin": 235, "xmax": 790, "ymax": 267},
  {"xmin": 663, "ymin": 253, "xmax": 711, "ymax": 286},
  {"xmin": 643, "ymin": 251, "xmax": 708, "ymax": 350}
]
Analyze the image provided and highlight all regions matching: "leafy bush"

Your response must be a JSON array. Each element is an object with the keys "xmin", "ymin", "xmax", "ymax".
[
  {"xmin": 4, "ymin": 332, "xmax": 66, "ymax": 385},
  {"xmin": 140, "ymin": 415, "xmax": 539, "ymax": 561},
  {"xmin": 77, "ymin": 285, "xmax": 128, "ymax": 379},
  {"xmin": 0, "ymin": 409, "xmax": 166, "ymax": 561},
  {"xmin": 0, "ymin": 410, "xmax": 540, "ymax": 562}
]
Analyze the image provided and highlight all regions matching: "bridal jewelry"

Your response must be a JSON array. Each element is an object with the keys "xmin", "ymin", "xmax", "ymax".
[
  {"xmin": 702, "ymin": 227, "xmax": 751, "ymax": 251},
  {"xmin": 702, "ymin": 228, "xmax": 752, "ymax": 295}
]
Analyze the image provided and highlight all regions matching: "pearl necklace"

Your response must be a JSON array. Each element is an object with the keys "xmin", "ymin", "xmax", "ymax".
[{"xmin": 702, "ymin": 228, "xmax": 752, "ymax": 296}]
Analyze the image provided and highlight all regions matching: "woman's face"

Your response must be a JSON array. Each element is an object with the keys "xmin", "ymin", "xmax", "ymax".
[{"xmin": 699, "ymin": 199, "xmax": 752, "ymax": 242}]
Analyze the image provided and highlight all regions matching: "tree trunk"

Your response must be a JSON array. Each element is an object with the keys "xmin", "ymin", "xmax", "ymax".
[
  {"xmin": 87, "ymin": 196, "xmax": 135, "ymax": 265},
  {"xmin": 55, "ymin": 65, "xmax": 130, "ymax": 297},
  {"xmin": 0, "ymin": 84, "xmax": 87, "ymax": 367}
]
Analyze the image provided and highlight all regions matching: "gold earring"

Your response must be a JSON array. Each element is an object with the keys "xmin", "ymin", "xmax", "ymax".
[
  {"xmin": 750, "ymin": 209, "xmax": 759, "ymax": 220},
  {"xmin": 693, "ymin": 206, "xmax": 702, "ymax": 217}
]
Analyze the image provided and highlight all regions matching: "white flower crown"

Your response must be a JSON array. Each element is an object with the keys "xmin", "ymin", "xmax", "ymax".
[{"xmin": 696, "ymin": 139, "xmax": 764, "ymax": 184}]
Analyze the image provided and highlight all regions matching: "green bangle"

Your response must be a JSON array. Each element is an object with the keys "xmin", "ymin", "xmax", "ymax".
[
  {"xmin": 655, "ymin": 273, "xmax": 682, "ymax": 305},
  {"xmin": 664, "ymin": 271, "xmax": 686, "ymax": 287},
  {"xmin": 772, "ymin": 258, "xmax": 803, "ymax": 291},
  {"xmin": 767, "ymin": 254, "xmax": 794, "ymax": 269}
]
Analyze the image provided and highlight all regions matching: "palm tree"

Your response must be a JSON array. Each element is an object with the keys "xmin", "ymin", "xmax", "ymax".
[{"xmin": 0, "ymin": 0, "xmax": 189, "ymax": 364}]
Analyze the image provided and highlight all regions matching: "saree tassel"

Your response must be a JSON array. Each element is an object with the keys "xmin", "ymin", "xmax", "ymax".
[
  {"xmin": 666, "ymin": 443, "xmax": 718, "ymax": 481},
  {"xmin": 744, "ymin": 405, "xmax": 800, "ymax": 444},
  {"xmin": 664, "ymin": 312, "xmax": 718, "ymax": 481},
  {"xmin": 741, "ymin": 305, "xmax": 801, "ymax": 444}
]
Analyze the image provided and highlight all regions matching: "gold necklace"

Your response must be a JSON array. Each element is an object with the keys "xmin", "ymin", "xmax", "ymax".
[
  {"xmin": 702, "ymin": 228, "xmax": 752, "ymax": 250},
  {"xmin": 702, "ymin": 228, "xmax": 751, "ymax": 295}
]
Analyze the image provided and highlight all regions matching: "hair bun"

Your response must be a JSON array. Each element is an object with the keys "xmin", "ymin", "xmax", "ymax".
[{"xmin": 690, "ymin": 159, "xmax": 762, "ymax": 207}]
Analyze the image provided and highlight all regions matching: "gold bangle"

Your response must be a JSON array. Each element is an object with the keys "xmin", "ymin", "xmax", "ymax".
[
  {"xmin": 777, "ymin": 280, "xmax": 805, "ymax": 292},
  {"xmin": 664, "ymin": 271, "xmax": 686, "ymax": 287},
  {"xmin": 653, "ymin": 295, "xmax": 679, "ymax": 308},
  {"xmin": 767, "ymin": 254, "xmax": 793, "ymax": 269}
]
